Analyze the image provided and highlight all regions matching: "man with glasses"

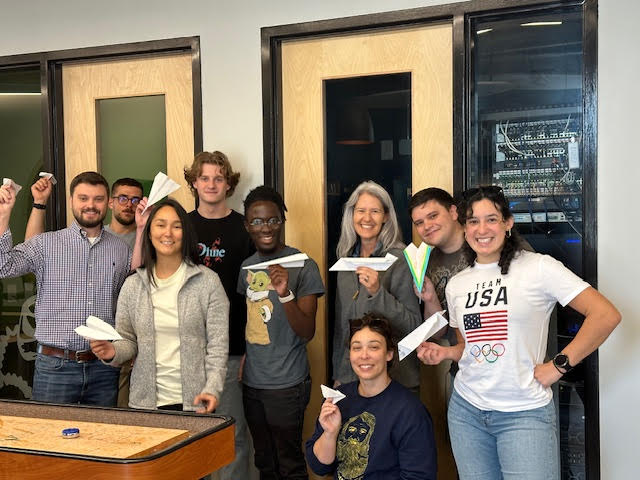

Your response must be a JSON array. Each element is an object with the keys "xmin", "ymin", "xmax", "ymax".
[{"xmin": 104, "ymin": 178, "xmax": 143, "ymax": 250}]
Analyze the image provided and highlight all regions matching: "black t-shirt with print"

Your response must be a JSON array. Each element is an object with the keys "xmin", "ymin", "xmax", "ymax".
[{"xmin": 189, "ymin": 209, "xmax": 255, "ymax": 355}]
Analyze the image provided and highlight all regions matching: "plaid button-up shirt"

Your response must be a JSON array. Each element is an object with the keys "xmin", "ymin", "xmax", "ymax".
[{"xmin": 0, "ymin": 222, "xmax": 131, "ymax": 351}]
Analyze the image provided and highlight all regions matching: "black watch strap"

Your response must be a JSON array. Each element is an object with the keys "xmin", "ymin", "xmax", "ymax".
[{"xmin": 33, "ymin": 203, "xmax": 46, "ymax": 210}]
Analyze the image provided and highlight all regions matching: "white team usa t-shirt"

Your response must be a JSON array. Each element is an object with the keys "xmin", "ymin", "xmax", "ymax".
[{"xmin": 446, "ymin": 250, "xmax": 589, "ymax": 412}]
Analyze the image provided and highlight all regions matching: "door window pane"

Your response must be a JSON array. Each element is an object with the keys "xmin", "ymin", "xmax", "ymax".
[{"xmin": 96, "ymin": 95, "xmax": 167, "ymax": 203}]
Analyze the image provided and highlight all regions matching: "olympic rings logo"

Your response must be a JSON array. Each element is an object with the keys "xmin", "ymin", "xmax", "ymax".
[{"xmin": 470, "ymin": 343, "xmax": 505, "ymax": 363}]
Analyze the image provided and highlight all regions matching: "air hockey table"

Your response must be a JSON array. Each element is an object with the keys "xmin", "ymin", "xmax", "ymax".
[{"xmin": 0, "ymin": 399, "xmax": 234, "ymax": 479}]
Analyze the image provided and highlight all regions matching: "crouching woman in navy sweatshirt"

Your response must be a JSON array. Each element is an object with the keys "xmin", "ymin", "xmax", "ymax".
[{"xmin": 306, "ymin": 313, "xmax": 437, "ymax": 480}]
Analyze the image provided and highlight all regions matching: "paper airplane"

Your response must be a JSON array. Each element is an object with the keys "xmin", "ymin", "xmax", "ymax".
[
  {"xmin": 74, "ymin": 315, "xmax": 122, "ymax": 341},
  {"xmin": 403, "ymin": 242, "xmax": 432, "ymax": 292},
  {"xmin": 397, "ymin": 311, "xmax": 448, "ymax": 361},
  {"xmin": 321, "ymin": 384, "xmax": 346, "ymax": 404},
  {"xmin": 39, "ymin": 172, "xmax": 57, "ymax": 185},
  {"xmin": 242, "ymin": 253, "xmax": 309, "ymax": 270},
  {"xmin": 142, "ymin": 172, "xmax": 181, "ymax": 214},
  {"xmin": 2, "ymin": 178, "xmax": 22, "ymax": 195},
  {"xmin": 329, "ymin": 253, "xmax": 397, "ymax": 272}
]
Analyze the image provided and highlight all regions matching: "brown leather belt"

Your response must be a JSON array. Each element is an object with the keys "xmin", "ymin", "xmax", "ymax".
[{"xmin": 37, "ymin": 344, "xmax": 96, "ymax": 363}]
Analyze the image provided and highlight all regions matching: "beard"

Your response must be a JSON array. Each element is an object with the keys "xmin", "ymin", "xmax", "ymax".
[
  {"xmin": 73, "ymin": 208, "xmax": 106, "ymax": 229},
  {"xmin": 113, "ymin": 209, "xmax": 136, "ymax": 226}
]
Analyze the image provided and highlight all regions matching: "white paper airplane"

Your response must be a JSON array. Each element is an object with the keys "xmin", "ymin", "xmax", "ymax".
[
  {"xmin": 74, "ymin": 315, "xmax": 123, "ymax": 341},
  {"xmin": 39, "ymin": 172, "xmax": 57, "ymax": 185},
  {"xmin": 142, "ymin": 172, "xmax": 181, "ymax": 214},
  {"xmin": 398, "ymin": 311, "xmax": 448, "ymax": 361},
  {"xmin": 403, "ymin": 242, "xmax": 432, "ymax": 291},
  {"xmin": 321, "ymin": 384, "xmax": 346, "ymax": 404},
  {"xmin": 2, "ymin": 178, "xmax": 22, "ymax": 195},
  {"xmin": 242, "ymin": 253, "xmax": 309, "ymax": 270},
  {"xmin": 329, "ymin": 253, "xmax": 397, "ymax": 272}
]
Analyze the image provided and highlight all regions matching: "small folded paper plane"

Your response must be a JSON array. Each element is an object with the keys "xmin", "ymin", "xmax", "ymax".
[
  {"xmin": 142, "ymin": 172, "xmax": 181, "ymax": 214},
  {"xmin": 2, "ymin": 178, "xmax": 22, "ymax": 195},
  {"xmin": 39, "ymin": 172, "xmax": 57, "ymax": 185},
  {"xmin": 242, "ymin": 253, "xmax": 309, "ymax": 270},
  {"xmin": 403, "ymin": 242, "xmax": 433, "ymax": 292},
  {"xmin": 74, "ymin": 315, "xmax": 122, "ymax": 341},
  {"xmin": 321, "ymin": 384, "xmax": 346, "ymax": 404},
  {"xmin": 398, "ymin": 311, "xmax": 448, "ymax": 361},
  {"xmin": 329, "ymin": 253, "xmax": 398, "ymax": 272}
]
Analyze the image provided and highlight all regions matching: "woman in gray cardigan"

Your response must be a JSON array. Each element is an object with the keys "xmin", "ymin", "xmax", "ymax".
[
  {"xmin": 332, "ymin": 181, "xmax": 422, "ymax": 392},
  {"xmin": 91, "ymin": 198, "xmax": 229, "ymax": 412}
]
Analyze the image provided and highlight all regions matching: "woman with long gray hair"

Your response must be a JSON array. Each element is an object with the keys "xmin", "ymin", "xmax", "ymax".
[{"xmin": 332, "ymin": 181, "xmax": 422, "ymax": 392}]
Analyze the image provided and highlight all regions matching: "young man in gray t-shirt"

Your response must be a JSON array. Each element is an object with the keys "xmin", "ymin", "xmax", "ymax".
[{"xmin": 237, "ymin": 186, "xmax": 324, "ymax": 480}]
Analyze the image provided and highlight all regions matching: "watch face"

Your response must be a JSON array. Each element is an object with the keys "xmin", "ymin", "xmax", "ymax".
[{"xmin": 554, "ymin": 354, "xmax": 570, "ymax": 369}]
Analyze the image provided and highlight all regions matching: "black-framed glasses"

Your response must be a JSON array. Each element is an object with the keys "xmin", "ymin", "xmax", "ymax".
[
  {"xmin": 461, "ymin": 185, "xmax": 504, "ymax": 200},
  {"xmin": 248, "ymin": 217, "xmax": 283, "ymax": 228},
  {"xmin": 113, "ymin": 195, "xmax": 141, "ymax": 206}
]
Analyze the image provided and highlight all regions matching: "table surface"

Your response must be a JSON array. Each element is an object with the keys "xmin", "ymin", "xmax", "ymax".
[{"xmin": 0, "ymin": 415, "xmax": 189, "ymax": 459}]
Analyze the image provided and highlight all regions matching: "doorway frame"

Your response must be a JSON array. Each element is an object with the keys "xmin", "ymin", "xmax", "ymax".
[
  {"xmin": 261, "ymin": 0, "xmax": 599, "ymax": 476},
  {"xmin": 0, "ymin": 36, "xmax": 202, "ymax": 229}
]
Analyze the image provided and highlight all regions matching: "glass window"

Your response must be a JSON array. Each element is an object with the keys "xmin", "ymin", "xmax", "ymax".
[{"xmin": 0, "ymin": 66, "xmax": 42, "ymax": 399}]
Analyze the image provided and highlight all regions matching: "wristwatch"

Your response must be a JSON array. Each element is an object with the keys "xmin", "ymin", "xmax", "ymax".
[{"xmin": 552, "ymin": 353, "xmax": 573, "ymax": 374}]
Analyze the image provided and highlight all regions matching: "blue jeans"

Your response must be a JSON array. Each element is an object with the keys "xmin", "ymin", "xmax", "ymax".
[
  {"xmin": 448, "ymin": 389, "xmax": 559, "ymax": 480},
  {"xmin": 243, "ymin": 377, "xmax": 311, "ymax": 480},
  {"xmin": 32, "ymin": 352, "xmax": 119, "ymax": 406},
  {"xmin": 216, "ymin": 355, "xmax": 256, "ymax": 480}
]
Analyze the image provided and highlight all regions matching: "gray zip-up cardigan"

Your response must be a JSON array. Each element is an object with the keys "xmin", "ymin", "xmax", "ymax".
[
  {"xmin": 332, "ymin": 246, "xmax": 422, "ymax": 388},
  {"xmin": 109, "ymin": 263, "xmax": 229, "ymax": 411}
]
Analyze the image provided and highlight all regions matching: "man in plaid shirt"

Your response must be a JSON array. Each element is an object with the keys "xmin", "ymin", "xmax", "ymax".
[{"xmin": 0, "ymin": 171, "xmax": 131, "ymax": 406}]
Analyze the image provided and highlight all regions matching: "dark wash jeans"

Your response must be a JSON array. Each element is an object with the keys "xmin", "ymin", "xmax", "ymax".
[
  {"xmin": 32, "ymin": 352, "xmax": 119, "ymax": 406},
  {"xmin": 243, "ymin": 377, "xmax": 312, "ymax": 480}
]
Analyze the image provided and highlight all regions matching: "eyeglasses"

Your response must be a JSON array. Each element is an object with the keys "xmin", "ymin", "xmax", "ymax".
[
  {"xmin": 113, "ymin": 195, "xmax": 141, "ymax": 206},
  {"xmin": 461, "ymin": 185, "xmax": 504, "ymax": 200},
  {"xmin": 248, "ymin": 217, "xmax": 283, "ymax": 228}
]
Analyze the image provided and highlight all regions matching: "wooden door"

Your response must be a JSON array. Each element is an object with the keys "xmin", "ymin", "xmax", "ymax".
[
  {"xmin": 280, "ymin": 22, "xmax": 454, "ymax": 478},
  {"xmin": 62, "ymin": 53, "xmax": 195, "ymax": 220}
]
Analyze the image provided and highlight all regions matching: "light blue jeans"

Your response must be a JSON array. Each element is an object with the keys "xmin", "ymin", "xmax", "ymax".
[
  {"xmin": 448, "ymin": 389, "xmax": 559, "ymax": 480},
  {"xmin": 215, "ymin": 355, "xmax": 256, "ymax": 480}
]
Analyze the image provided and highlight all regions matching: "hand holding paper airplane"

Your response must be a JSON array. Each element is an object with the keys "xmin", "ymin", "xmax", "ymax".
[
  {"xmin": 397, "ymin": 311, "xmax": 448, "ymax": 361},
  {"xmin": 242, "ymin": 253, "xmax": 309, "ymax": 270},
  {"xmin": 329, "ymin": 253, "xmax": 397, "ymax": 272},
  {"xmin": 39, "ymin": 172, "xmax": 57, "ymax": 185},
  {"xmin": 321, "ymin": 384, "xmax": 346, "ymax": 404},
  {"xmin": 75, "ymin": 315, "xmax": 122, "ymax": 341},
  {"xmin": 2, "ymin": 178, "xmax": 22, "ymax": 195},
  {"xmin": 142, "ymin": 172, "xmax": 181, "ymax": 214}
]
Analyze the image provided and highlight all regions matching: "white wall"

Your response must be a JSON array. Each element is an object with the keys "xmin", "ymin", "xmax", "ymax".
[{"xmin": 0, "ymin": 0, "xmax": 637, "ymax": 477}]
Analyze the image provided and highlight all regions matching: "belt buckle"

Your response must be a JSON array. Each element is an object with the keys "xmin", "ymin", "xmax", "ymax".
[{"xmin": 75, "ymin": 349, "xmax": 90, "ymax": 363}]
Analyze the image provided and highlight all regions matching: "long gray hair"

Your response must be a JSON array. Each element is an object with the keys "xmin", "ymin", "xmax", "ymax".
[{"xmin": 336, "ymin": 181, "xmax": 404, "ymax": 258}]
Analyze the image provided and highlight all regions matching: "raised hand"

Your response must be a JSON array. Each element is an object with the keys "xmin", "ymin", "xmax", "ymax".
[
  {"xmin": 318, "ymin": 398, "xmax": 342, "ymax": 436},
  {"xmin": 31, "ymin": 178, "xmax": 53, "ymax": 205}
]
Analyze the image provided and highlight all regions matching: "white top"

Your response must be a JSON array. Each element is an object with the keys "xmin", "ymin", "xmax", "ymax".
[
  {"xmin": 446, "ymin": 250, "xmax": 589, "ymax": 412},
  {"xmin": 152, "ymin": 261, "xmax": 186, "ymax": 406}
]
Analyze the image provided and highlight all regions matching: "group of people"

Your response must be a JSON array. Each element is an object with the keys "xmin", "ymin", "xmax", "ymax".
[{"xmin": 0, "ymin": 151, "xmax": 621, "ymax": 480}]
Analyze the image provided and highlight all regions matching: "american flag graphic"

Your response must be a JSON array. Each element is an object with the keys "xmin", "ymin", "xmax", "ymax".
[{"xmin": 463, "ymin": 310, "xmax": 508, "ymax": 342}]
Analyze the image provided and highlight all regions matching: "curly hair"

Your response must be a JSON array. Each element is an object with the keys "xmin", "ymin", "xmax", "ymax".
[
  {"xmin": 349, "ymin": 313, "xmax": 396, "ymax": 370},
  {"xmin": 183, "ymin": 151, "xmax": 240, "ymax": 198},
  {"xmin": 459, "ymin": 186, "xmax": 523, "ymax": 275}
]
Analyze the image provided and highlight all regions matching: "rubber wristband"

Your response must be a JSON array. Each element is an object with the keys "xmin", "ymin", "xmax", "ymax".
[
  {"xmin": 33, "ymin": 203, "xmax": 46, "ymax": 210},
  {"xmin": 278, "ymin": 290, "xmax": 295, "ymax": 303}
]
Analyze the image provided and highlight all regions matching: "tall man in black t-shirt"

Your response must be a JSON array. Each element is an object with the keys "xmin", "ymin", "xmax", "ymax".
[{"xmin": 184, "ymin": 151, "xmax": 255, "ymax": 480}]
